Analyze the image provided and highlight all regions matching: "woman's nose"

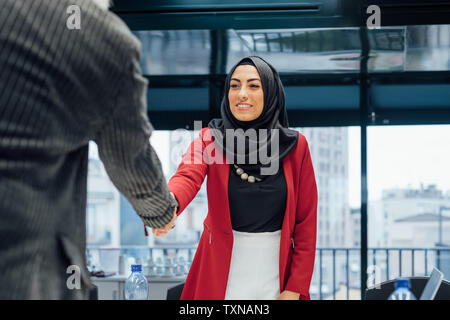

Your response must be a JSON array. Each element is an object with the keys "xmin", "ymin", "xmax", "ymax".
[{"xmin": 238, "ymin": 87, "xmax": 248, "ymax": 100}]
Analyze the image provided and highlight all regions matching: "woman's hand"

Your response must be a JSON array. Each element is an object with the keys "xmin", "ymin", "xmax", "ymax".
[
  {"xmin": 151, "ymin": 192, "xmax": 178, "ymax": 238},
  {"xmin": 277, "ymin": 290, "xmax": 300, "ymax": 300},
  {"xmin": 151, "ymin": 210, "xmax": 176, "ymax": 237}
]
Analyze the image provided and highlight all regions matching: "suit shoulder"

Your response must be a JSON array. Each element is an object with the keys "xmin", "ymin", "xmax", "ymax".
[
  {"xmin": 105, "ymin": 13, "xmax": 142, "ymax": 53},
  {"xmin": 73, "ymin": 2, "xmax": 142, "ymax": 58}
]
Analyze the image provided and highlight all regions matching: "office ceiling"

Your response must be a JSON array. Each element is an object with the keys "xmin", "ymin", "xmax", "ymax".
[{"xmin": 110, "ymin": 0, "xmax": 450, "ymax": 128}]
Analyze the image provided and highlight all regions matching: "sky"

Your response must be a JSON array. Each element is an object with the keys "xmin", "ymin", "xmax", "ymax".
[{"xmin": 349, "ymin": 124, "xmax": 450, "ymax": 207}]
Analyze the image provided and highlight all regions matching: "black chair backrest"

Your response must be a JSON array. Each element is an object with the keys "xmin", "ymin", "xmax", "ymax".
[
  {"xmin": 167, "ymin": 282, "xmax": 185, "ymax": 300},
  {"xmin": 366, "ymin": 277, "xmax": 450, "ymax": 300},
  {"xmin": 89, "ymin": 285, "xmax": 98, "ymax": 300}
]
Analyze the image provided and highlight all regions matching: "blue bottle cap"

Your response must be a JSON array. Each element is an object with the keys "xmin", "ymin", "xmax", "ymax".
[
  {"xmin": 131, "ymin": 264, "xmax": 142, "ymax": 272},
  {"xmin": 394, "ymin": 277, "xmax": 411, "ymax": 289}
]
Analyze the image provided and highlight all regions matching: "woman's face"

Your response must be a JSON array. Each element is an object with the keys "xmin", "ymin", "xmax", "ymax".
[{"xmin": 228, "ymin": 65, "xmax": 264, "ymax": 122}]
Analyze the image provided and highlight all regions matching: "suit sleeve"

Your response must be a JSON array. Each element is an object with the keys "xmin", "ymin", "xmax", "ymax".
[
  {"xmin": 93, "ymin": 48, "xmax": 177, "ymax": 229},
  {"xmin": 285, "ymin": 136, "xmax": 318, "ymax": 297},
  {"xmin": 168, "ymin": 129, "xmax": 209, "ymax": 216}
]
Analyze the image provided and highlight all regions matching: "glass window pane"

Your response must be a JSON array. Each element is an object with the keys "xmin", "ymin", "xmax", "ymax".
[
  {"xmin": 133, "ymin": 30, "xmax": 211, "ymax": 75},
  {"xmin": 285, "ymin": 85, "xmax": 360, "ymax": 110},
  {"xmin": 369, "ymin": 25, "xmax": 450, "ymax": 72},
  {"xmin": 133, "ymin": 26, "xmax": 450, "ymax": 75},
  {"xmin": 293, "ymin": 126, "xmax": 361, "ymax": 300},
  {"xmin": 87, "ymin": 142, "xmax": 120, "ymax": 247},
  {"xmin": 147, "ymin": 88, "xmax": 209, "ymax": 111},
  {"xmin": 371, "ymin": 84, "xmax": 450, "ymax": 109},
  {"xmin": 368, "ymin": 125, "xmax": 450, "ymax": 284},
  {"xmin": 228, "ymin": 28, "xmax": 362, "ymax": 72},
  {"xmin": 87, "ymin": 126, "xmax": 361, "ymax": 299}
]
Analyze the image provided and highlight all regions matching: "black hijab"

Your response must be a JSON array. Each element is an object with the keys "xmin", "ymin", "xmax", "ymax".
[{"xmin": 208, "ymin": 56, "xmax": 298, "ymax": 178}]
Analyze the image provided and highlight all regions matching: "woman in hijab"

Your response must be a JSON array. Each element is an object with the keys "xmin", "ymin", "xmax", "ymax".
[{"xmin": 153, "ymin": 56, "xmax": 318, "ymax": 300}]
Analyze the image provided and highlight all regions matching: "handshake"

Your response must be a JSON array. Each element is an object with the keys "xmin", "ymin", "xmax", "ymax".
[{"xmin": 152, "ymin": 192, "xmax": 178, "ymax": 238}]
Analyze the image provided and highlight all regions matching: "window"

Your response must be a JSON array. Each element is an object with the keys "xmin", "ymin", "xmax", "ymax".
[
  {"xmin": 295, "ymin": 126, "xmax": 361, "ymax": 300},
  {"xmin": 87, "ymin": 126, "xmax": 361, "ymax": 300},
  {"xmin": 320, "ymin": 148, "xmax": 330, "ymax": 158},
  {"xmin": 368, "ymin": 125, "xmax": 450, "ymax": 284},
  {"xmin": 319, "ymin": 132, "xmax": 329, "ymax": 143},
  {"xmin": 88, "ymin": 159, "xmax": 103, "ymax": 177}
]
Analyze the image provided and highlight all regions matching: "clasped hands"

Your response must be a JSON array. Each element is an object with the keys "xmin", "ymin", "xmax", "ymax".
[{"xmin": 152, "ymin": 192, "xmax": 178, "ymax": 238}]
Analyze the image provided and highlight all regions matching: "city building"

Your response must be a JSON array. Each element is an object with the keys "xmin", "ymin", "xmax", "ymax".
[
  {"xmin": 379, "ymin": 184, "xmax": 450, "ymax": 248},
  {"xmin": 87, "ymin": 144, "xmax": 121, "ymax": 247}
]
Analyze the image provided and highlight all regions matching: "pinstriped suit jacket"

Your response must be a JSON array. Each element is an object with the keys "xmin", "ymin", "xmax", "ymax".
[{"xmin": 0, "ymin": 0, "xmax": 176, "ymax": 299}]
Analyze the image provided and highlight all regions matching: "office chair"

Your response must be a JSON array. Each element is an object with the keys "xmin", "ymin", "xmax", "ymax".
[
  {"xmin": 89, "ymin": 285, "xmax": 98, "ymax": 300},
  {"xmin": 166, "ymin": 282, "xmax": 185, "ymax": 300},
  {"xmin": 366, "ymin": 277, "xmax": 450, "ymax": 300}
]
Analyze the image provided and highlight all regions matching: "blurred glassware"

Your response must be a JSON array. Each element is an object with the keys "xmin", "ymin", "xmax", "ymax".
[
  {"xmin": 173, "ymin": 256, "xmax": 188, "ymax": 276},
  {"xmin": 163, "ymin": 257, "xmax": 175, "ymax": 277},
  {"xmin": 146, "ymin": 257, "xmax": 156, "ymax": 277},
  {"xmin": 155, "ymin": 257, "xmax": 164, "ymax": 277},
  {"xmin": 86, "ymin": 250, "xmax": 93, "ymax": 272},
  {"xmin": 179, "ymin": 256, "xmax": 189, "ymax": 276},
  {"xmin": 126, "ymin": 257, "xmax": 136, "ymax": 276},
  {"xmin": 99, "ymin": 248, "xmax": 120, "ymax": 274},
  {"xmin": 173, "ymin": 257, "xmax": 184, "ymax": 277},
  {"xmin": 118, "ymin": 255, "xmax": 126, "ymax": 275}
]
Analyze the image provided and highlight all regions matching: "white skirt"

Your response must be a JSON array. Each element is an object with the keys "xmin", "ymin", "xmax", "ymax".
[{"xmin": 224, "ymin": 229, "xmax": 281, "ymax": 300}]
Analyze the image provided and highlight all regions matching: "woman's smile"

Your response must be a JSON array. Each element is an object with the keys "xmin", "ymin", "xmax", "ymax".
[{"xmin": 236, "ymin": 102, "xmax": 253, "ymax": 111}]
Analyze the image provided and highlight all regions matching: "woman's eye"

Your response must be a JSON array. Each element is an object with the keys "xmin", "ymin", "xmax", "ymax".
[
  {"xmin": 230, "ymin": 84, "xmax": 239, "ymax": 88},
  {"xmin": 251, "ymin": 84, "xmax": 260, "ymax": 88}
]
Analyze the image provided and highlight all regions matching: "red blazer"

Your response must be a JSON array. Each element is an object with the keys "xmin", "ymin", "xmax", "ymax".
[{"xmin": 168, "ymin": 127, "xmax": 318, "ymax": 300}]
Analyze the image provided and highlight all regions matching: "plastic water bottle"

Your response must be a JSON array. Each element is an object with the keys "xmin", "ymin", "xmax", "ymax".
[
  {"xmin": 388, "ymin": 278, "xmax": 417, "ymax": 300},
  {"xmin": 124, "ymin": 264, "xmax": 148, "ymax": 300}
]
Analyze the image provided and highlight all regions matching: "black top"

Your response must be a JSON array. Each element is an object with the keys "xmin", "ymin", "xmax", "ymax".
[{"xmin": 228, "ymin": 165, "xmax": 287, "ymax": 232}]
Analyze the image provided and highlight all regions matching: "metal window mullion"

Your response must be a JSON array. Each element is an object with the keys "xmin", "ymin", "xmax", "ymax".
[
  {"xmin": 373, "ymin": 249, "xmax": 376, "ymax": 272},
  {"xmin": 359, "ymin": 24, "xmax": 370, "ymax": 300},
  {"xmin": 386, "ymin": 249, "xmax": 389, "ymax": 281},
  {"xmin": 319, "ymin": 249, "xmax": 323, "ymax": 300},
  {"xmin": 346, "ymin": 249, "xmax": 350, "ymax": 300},
  {"xmin": 333, "ymin": 249, "xmax": 336, "ymax": 300},
  {"xmin": 209, "ymin": 30, "xmax": 227, "ymax": 121}
]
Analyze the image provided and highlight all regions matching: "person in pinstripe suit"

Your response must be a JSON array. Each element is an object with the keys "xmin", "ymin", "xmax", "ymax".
[{"xmin": 0, "ymin": 0, "xmax": 177, "ymax": 299}]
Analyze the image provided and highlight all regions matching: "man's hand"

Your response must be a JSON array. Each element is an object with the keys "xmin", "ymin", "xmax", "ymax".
[
  {"xmin": 151, "ymin": 192, "xmax": 178, "ymax": 238},
  {"xmin": 277, "ymin": 290, "xmax": 300, "ymax": 300}
]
